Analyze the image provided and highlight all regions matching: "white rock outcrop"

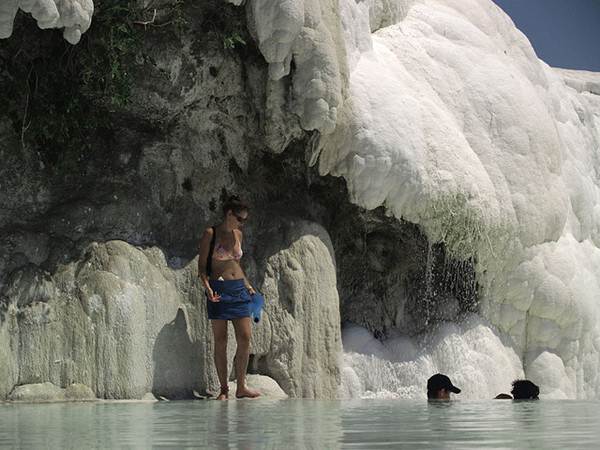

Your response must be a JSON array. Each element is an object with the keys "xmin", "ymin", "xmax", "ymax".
[
  {"xmin": 324, "ymin": 0, "xmax": 600, "ymax": 398},
  {"xmin": 0, "ymin": 240, "xmax": 206, "ymax": 400},
  {"xmin": 250, "ymin": 220, "xmax": 342, "ymax": 398},
  {"xmin": 4, "ymin": 0, "xmax": 600, "ymax": 401},
  {"xmin": 556, "ymin": 68, "xmax": 600, "ymax": 96},
  {"xmin": 0, "ymin": 0, "xmax": 93, "ymax": 44},
  {"xmin": 243, "ymin": 0, "xmax": 346, "ymax": 139},
  {"xmin": 0, "ymin": 221, "xmax": 341, "ymax": 400},
  {"xmin": 341, "ymin": 316, "xmax": 523, "ymax": 399},
  {"xmin": 8, "ymin": 382, "xmax": 96, "ymax": 402},
  {"xmin": 228, "ymin": 374, "xmax": 288, "ymax": 399}
]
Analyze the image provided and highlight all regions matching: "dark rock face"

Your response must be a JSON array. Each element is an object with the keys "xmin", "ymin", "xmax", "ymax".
[
  {"xmin": 330, "ymin": 208, "xmax": 478, "ymax": 337},
  {"xmin": 0, "ymin": 2, "xmax": 274, "ymax": 285},
  {"xmin": 0, "ymin": 1, "xmax": 342, "ymax": 399}
]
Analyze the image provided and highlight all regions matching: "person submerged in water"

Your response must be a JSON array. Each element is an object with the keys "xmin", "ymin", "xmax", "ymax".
[
  {"xmin": 494, "ymin": 393, "xmax": 513, "ymax": 399},
  {"xmin": 427, "ymin": 374, "xmax": 461, "ymax": 400},
  {"xmin": 198, "ymin": 195, "xmax": 260, "ymax": 400},
  {"xmin": 495, "ymin": 379, "xmax": 540, "ymax": 399},
  {"xmin": 511, "ymin": 379, "xmax": 539, "ymax": 400}
]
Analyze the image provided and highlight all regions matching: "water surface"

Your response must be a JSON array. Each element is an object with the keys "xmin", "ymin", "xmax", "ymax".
[{"xmin": 1, "ymin": 399, "xmax": 599, "ymax": 449}]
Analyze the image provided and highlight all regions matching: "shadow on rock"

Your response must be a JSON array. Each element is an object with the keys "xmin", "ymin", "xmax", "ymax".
[{"xmin": 152, "ymin": 308, "xmax": 202, "ymax": 399}]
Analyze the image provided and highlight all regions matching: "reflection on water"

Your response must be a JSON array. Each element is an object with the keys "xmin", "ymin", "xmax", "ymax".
[
  {"xmin": 0, "ymin": 400, "xmax": 342, "ymax": 449},
  {"xmin": 1, "ymin": 400, "xmax": 600, "ymax": 449}
]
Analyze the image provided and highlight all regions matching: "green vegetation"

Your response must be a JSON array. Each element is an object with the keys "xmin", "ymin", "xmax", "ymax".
[
  {"xmin": 222, "ymin": 33, "xmax": 246, "ymax": 50},
  {"xmin": 0, "ymin": 0, "xmax": 185, "ymax": 170},
  {"xmin": 0, "ymin": 0, "xmax": 252, "ymax": 171},
  {"xmin": 195, "ymin": 0, "xmax": 249, "ymax": 52}
]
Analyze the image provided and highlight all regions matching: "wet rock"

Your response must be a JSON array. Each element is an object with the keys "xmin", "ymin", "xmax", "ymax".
[
  {"xmin": 64, "ymin": 383, "xmax": 96, "ymax": 401},
  {"xmin": 8, "ymin": 382, "xmax": 65, "ymax": 402},
  {"xmin": 141, "ymin": 392, "xmax": 158, "ymax": 401},
  {"xmin": 251, "ymin": 220, "xmax": 342, "ymax": 399},
  {"xmin": 0, "ymin": 220, "xmax": 341, "ymax": 400},
  {"xmin": 7, "ymin": 382, "xmax": 96, "ymax": 402},
  {"xmin": 228, "ymin": 374, "xmax": 288, "ymax": 399}
]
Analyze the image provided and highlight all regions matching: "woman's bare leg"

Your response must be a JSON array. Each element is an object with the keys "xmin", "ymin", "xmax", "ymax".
[
  {"xmin": 211, "ymin": 320, "xmax": 229, "ymax": 400},
  {"xmin": 232, "ymin": 317, "xmax": 260, "ymax": 398}
]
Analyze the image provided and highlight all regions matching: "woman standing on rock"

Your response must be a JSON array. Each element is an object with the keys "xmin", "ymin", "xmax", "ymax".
[{"xmin": 198, "ymin": 196, "xmax": 260, "ymax": 400}]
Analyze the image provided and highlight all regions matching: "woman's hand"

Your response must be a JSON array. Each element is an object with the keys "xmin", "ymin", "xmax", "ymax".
[
  {"xmin": 206, "ymin": 287, "xmax": 221, "ymax": 302},
  {"xmin": 246, "ymin": 285, "xmax": 256, "ymax": 295}
]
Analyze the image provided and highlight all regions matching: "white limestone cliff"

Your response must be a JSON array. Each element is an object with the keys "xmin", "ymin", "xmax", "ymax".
[
  {"xmin": 4, "ymin": 0, "xmax": 600, "ymax": 401},
  {"xmin": 331, "ymin": 0, "xmax": 600, "ymax": 399},
  {"xmin": 0, "ymin": 0, "xmax": 93, "ymax": 44},
  {"xmin": 252, "ymin": 220, "xmax": 342, "ymax": 398},
  {"xmin": 0, "ymin": 222, "xmax": 341, "ymax": 400},
  {"xmin": 245, "ymin": 0, "xmax": 346, "ymax": 141}
]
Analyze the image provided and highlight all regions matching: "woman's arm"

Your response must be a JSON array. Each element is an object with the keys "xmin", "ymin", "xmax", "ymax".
[
  {"xmin": 198, "ymin": 227, "xmax": 214, "ymax": 291},
  {"xmin": 236, "ymin": 229, "xmax": 256, "ymax": 294},
  {"xmin": 242, "ymin": 273, "xmax": 255, "ymax": 294}
]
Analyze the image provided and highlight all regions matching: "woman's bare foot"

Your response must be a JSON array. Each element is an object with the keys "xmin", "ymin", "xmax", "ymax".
[
  {"xmin": 216, "ymin": 386, "xmax": 229, "ymax": 400},
  {"xmin": 236, "ymin": 385, "xmax": 261, "ymax": 399}
]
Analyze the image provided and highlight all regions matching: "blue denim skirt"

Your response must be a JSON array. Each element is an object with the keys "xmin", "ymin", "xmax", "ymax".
[{"xmin": 207, "ymin": 279, "xmax": 251, "ymax": 320}]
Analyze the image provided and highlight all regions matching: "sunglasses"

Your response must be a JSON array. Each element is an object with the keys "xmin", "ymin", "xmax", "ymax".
[{"xmin": 234, "ymin": 213, "xmax": 248, "ymax": 223}]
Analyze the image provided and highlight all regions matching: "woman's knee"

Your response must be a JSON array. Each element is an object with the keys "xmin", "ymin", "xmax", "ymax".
[{"xmin": 235, "ymin": 329, "xmax": 251, "ymax": 346}]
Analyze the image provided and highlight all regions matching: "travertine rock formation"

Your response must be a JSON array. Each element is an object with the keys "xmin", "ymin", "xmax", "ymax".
[
  {"xmin": 0, "ymin": 0, "xmax": 93, "ymax": 44},
  {"xmin": 3, "ymin": 0, "xmax": 600, "ymax": 401},
  {"xmin": 252, "ymin": 220, "xmax": 342, "ymax": 398},
  {"xmin": 8, "ymin": 382, "xmax": 96, "ymax": 401},
  {"xmin": 0, "ymin": 222, "xmax": 341, "ymax": 399}
]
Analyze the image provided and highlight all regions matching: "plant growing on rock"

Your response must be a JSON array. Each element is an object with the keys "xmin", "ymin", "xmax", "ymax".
[
  {"xmin": 222, "ymin": 32, "xmax": 246, "ymax": 50},
  {"xmin": 0, "ymin": 0, "xmax": 186, "ymax": 170}
]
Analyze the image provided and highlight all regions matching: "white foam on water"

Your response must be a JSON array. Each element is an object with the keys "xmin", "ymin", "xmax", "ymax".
[{"xmin": 340, "ymin": 316, "xmax": 524, "ymax": 399}]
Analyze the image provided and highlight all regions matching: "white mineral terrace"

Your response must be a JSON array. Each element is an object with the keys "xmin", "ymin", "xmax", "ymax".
[{"xmin": 333, "ymin": 0, "xmax": 600, "ymax": 399}]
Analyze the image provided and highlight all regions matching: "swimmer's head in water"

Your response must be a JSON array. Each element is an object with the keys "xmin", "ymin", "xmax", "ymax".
[
  {"xmin": 427, "ymin": 373, "xmax": 461, "ymax": 400},
  {"xmin": 511, "ymin": 380, "xmax": 539, "ymax": 400}
]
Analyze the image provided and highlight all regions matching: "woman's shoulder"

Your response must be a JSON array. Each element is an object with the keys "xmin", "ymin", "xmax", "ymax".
[
  {"xmin": 233, "ymin": 228, "xmax": 243, "ymax": 239},
  {"xmin": 202, "ymin": 227, "xmax": 215, "ymax": 239}
]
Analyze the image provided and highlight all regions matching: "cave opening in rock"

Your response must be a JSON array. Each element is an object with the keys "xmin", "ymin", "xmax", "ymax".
[{"xmin": 245, "ymin": 138, "xmax": 481, "ymax": 343}]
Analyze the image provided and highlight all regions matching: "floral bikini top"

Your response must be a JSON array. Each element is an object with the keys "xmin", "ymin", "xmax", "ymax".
[{"xmin": 213, "ymin": 230, "xmax": 243, "ymax": 261}]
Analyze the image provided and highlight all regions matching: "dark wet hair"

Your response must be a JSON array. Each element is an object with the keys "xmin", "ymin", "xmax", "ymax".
[
  {"xmin": 511, "ymin": 379, "xmax": 539, "ymax": 400},
  {"xmin": 494, "ymin": 393, "xmax": 513, "ymax": 399},
  {"xmin": 222, "ymin": 195, "xmax": 249, "ymax": 216}
]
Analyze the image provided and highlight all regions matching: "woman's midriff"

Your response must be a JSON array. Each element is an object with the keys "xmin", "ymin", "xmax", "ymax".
[{"xmin": 210, "ymin": 259, "xmax": 245, "ymax": 280}]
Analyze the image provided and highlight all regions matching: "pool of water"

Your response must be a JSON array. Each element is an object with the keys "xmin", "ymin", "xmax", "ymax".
[{"xmin": 1, "ymin": 399, "xmax": 599, "ymax": 449}]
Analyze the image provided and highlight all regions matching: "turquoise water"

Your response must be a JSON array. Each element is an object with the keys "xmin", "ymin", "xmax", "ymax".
[{"xmin": 1, "ymin": 399, "xmax": 599, "ymax": 449}]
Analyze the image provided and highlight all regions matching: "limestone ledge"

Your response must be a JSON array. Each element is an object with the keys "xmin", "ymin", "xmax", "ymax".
[
  {"xmin": 8, "ymin": 382, "xmax": 96, "ymax": 402},
  {"xmin": 6, "ymin": 375, "xmax": 287, "ymax": 402},
  {"xmin": 0, "ymin": 219, "xmax": 341, "ymax": 400}
]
